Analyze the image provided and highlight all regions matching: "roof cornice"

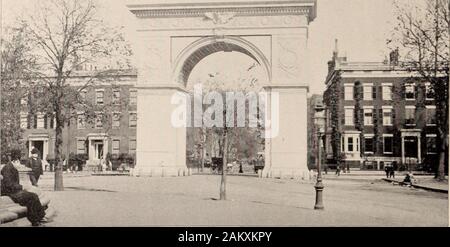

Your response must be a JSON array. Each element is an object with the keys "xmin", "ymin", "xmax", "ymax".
[{"xmin": 127, "ymin": 0, "xmax": 316, "ymax": 21}]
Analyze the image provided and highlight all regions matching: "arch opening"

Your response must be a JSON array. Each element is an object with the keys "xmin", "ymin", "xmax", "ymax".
[{"xmin": 173, "ymin": 36, "xmax": 271, "ymax": 87}]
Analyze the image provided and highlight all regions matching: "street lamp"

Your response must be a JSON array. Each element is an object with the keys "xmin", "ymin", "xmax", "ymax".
[{"xmin": 313, "ymin": 102, "xmax": 326, "ymax": 210}]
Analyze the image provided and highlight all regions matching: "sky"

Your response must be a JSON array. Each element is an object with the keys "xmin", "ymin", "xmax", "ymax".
[{"xmin": 1, "ymin": 0, "xmax": 404, "ymax": 95}]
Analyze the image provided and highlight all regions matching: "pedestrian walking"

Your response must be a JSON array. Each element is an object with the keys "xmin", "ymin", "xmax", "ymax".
[
  {"xmin": 384, "ymin": 163, "xmax": 391, "ymax": 178},
  {"xmin": 335, "ymin": 164, "xmax": 341, "ymax": 176},
  {"xmin": 391, "ymin": 161, "xmax": 398, "ymax": 178},
  {"xmin": 389, "ymin": 163, "xmax": 395, "ymax": 178},
  {"xmin": 27, "ymin": 148, "xmax": 43, "ymax": 187}
]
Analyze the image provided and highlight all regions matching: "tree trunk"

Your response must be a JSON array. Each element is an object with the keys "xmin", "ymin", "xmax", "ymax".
[
  {"xmin": 220, "ymin": 129, "xmax": 228, "ymax": 200},
  {"xmin": 437, "ymin": 134, "xmax": 447, "ymax": 180},
  {"xmin": 54, "ymin": 110, "xmax": 64, "ymax": 191},
  {"xmin": 200, "ymin": 129, "xmax": 206, "ymax": 172}
]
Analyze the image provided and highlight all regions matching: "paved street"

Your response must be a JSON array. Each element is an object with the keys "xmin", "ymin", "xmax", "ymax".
[{"xmin": 11, "ymin": 174, "xmax": 449, "ymax": 226}]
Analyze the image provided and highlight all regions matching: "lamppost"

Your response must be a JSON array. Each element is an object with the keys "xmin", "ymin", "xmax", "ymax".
[{"xmin": 313, "ymin": 103, "xmax": 326, "ymax": 210}]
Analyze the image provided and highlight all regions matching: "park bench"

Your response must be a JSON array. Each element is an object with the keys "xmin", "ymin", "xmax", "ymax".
[{"xmin": 0, "ymin": 172, "xmax": 51, "ymax": 225}]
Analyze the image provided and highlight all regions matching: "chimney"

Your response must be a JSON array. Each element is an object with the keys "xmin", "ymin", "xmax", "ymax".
[
  {"xmin": 333, "ymin": 38, "xmax": 339, "ymax": 59},
  {"xmin": 389, "ymin": 47, "xmax": 399, "ymax": 66}
]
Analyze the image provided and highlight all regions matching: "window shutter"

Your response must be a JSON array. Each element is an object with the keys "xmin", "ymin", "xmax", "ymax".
[
  {"xmin": 402, "ymin": 85, "xmax": 406, "ymax": 99},
  {"xmin": 392, "ymin": 109, "xmax": 396, "ymax": 123},
  {"xmin": 372, "ymin": 86, "xmax": 377, "ymax": 99},
  {"xmin": 373, "ymin": 137, "xmax": 377, "ymax": 153},
  {"xmin": 27, "ymin": 114, "xmax": 31, "ymax": 129},
  {"xmin": 378, "ymin": 109, "xmax": 383, "ymax": 124},
  {"xmin": 372, "ymin": 109, "xmax": 377, "ymax": 125},
  {"xmin": 44, "ymin": 114, "xmax": 48, "ymax": 129},
  {"xmin": 414, "ymin": 84, "xmax": 418, "ymax": 99}
]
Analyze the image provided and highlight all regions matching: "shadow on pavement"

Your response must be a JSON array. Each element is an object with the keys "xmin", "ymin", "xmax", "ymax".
[{"xmin": 63, "ymin": 187, "xmax": 117, "ymax": 193}]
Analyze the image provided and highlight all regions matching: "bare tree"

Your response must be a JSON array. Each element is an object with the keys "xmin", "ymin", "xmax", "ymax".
[
  {"xmin": 18, "ymin": 0, "xmax": 132, "ymax": 190},
  {"xmin": 200, "ymin": 62, "xmax": 264, "ymax": 200},
  {"xmin": 389, "ymin": 0, "xmax": 449, "ymax": 180}
]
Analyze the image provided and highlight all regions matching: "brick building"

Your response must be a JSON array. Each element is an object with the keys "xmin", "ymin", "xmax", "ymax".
[
  {"xmin": 323, "ymin": 43, "xmax": 446, "ymax": 171},
  {"xmin": 19, "ymin": 69, "xmax": 137, "ymax": 166}
]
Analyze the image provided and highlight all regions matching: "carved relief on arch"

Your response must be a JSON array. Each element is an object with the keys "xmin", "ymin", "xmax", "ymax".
[{"xmin": 277, "ymin": 38, "xmax": 300, "ymax": 79}]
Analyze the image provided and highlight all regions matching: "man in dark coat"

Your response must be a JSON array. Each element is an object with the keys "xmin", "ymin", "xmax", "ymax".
[
  {"xmin": 27, "ymin": 148, "xmax": 43, "ymax": 186},
  {"xmin": 1, "ymin": 150, "xmax": 46, "ymax": 226}
]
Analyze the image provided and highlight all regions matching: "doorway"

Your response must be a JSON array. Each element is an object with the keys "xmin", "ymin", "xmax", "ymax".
[
  {"xmin": 31, "ymin": 140, "xmax": 44, "ymax": 158},
  {"xmin": 404, "ymin": 136, "xmax": 418, "ymax": 158},
  {"xmin": 93, "ymin": 141, "xmax": 104, "ymax": 160}
]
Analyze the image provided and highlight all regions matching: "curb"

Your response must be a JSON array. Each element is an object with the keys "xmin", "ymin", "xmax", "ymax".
[{"xmin": 382, "ymin": 178, "xmax": 448, "ymax": 193}]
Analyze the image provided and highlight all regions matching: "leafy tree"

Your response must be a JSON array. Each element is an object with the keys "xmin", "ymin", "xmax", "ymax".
[{"xmin": 1, "ymin": 25, "xmax": 37, "ymax": 163}]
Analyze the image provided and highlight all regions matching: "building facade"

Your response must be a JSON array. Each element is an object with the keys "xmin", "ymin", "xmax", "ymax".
[
  {"xmin": 323, "ymin": 46, "xmax": 444, "ymax": 171},
  {"xmin": 19, "ymin": 69, "xmax": 137, "ymax": 166}
]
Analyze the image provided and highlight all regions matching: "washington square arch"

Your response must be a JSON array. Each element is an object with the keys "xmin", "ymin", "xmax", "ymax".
[{"xmin": 127, "ymin": 0, "xmax": 317, "ymax": 179}]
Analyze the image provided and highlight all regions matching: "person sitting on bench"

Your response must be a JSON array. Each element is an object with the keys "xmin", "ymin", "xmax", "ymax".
[
  {"xmin": 402, "ymin": 172, "xmax": 415, "ymax": 186},
  {"xmin": 1, "ymin": 149, "xmax": 48, "ymax": 226}
]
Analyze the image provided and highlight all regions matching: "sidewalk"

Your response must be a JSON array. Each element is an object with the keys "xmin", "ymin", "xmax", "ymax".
[
  {"xmin": 40, "ymin": 171, "xmax": 92, "ymax": 180},
  {"xmin": 382, "ymin": 176, "xmax": 448, "ymax": 193}
]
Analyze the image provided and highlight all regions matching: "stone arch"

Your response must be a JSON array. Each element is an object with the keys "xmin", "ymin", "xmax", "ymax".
[
  {"xmin": 173, "ymin": 36, "xmax": 271, "ymax": 86},
  {"xmin": 128, "ymin": 0, "xmax": 316, "ymax": 179}
]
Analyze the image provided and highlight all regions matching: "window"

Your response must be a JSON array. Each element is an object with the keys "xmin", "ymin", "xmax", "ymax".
[
  {"xmin": 364, "ymin": 136, "xmax": 374, "ymax": 153},
  {"xmin": 383, "ymin": 136, "xmax": 393, "ymax": 154},
  {"xmin": 425, "ymin": 83, "xmax": 434, "ymax": 100},
  {"xmin": 426, "ymin": 135, "xmax": 437, "ymax": 154},
  {"xmin": 112, "ymin": 139, "xmax": 120, "ymax": 155},
  {"xmin": 79, "ymin": 89, "xmax": 87, "ymax": 101},
  {"xmin": 96, "ymin": 89, "xmax": 104, "ymax": 105},
  {"xmin": 130, "ymin": 89, "xmax": 137, "ymax": 105},
  {"xmin": 51, "ymin": 114, "xmax": 56, "ymax": 129},
  {"xmin": 363, "ymin": 84, "xmax": 373, "ymax": 100},
  {"xmin": 405, "ymin": 83, "xmax": 415, "ymax": 100},
  {"xmin": 344, "ymin": 108, "xmax": 354, "ymax": 126},
  {"xmin": 95, "ymin": 113, "xmax": 103, "ymax": 129},
  {"xmin": 383, "ymin": 108, "xmax": 392, "ymax": 126},
  {"xmin": 77, "ymin": 113, "xmax": 86, "ymax": 129},
  {"xmin": 364, "ymin": 108, "xmax": 373, "ymax": 125},
  {"xmin": 77, "ymin": 140, "xmax": 85, "ymax": 154},
  {"xmin": 382, "ymin": 85, "xmax": 392, "ymax": 100},
  {"xmin": 112, "ymin": 112, "xmax": 121, "ymax": 128},
  {"xmin": 347, "ymin": 137, "xmax": 354, "ymax": 152},
  {"xmin": 129, "ymin": 139, "xmax": 136, "ymax": 154},
  {"xmin": 21, "ymin": 93, "xmax": 28, "ymax": 106},
  {"xmin": 112, "ymin": 89, "xmax": 121, "ymax": 105},
  {"xmin": 426, "ymin": 106, "xmax": 437, "ymax": 125},
  {"xmin": 344, "ymin": 85, "xmax": 353, "ymax": 100},
  {"xmin": 37, "ymin": 113, "xmax": 45, "ymax": 129},
  {"xmin": 129, "ymin": 112, "xmax": 137, "ymax": 128},
  {"xmin": 405, "ymin": 107, "xmax": 415, "ymax": 125},
  {"xmin": 20, "ymin": 112, "xmax": 28, "ymax": 129}
]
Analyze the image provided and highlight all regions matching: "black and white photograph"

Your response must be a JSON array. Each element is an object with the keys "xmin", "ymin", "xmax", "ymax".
[{"xmin": 0, "ymin": 0, "xmax": 448, "ymax": 229}]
